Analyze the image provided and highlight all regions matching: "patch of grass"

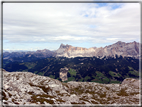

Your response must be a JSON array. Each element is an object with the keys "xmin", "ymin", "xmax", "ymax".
[
  {"xmin": 68, "ymin": 77, "xmax": 75, "ymax": 81},
  {"xmin": 21, "ymin": 69, "xmax": 28, "ymax": 72},
  {"xmin": 111, "ymin": 80, "xmax": 121, "ymax": 84},
  {"xmin": 109, "ymin": 71, "xmax": 119, "ymax": 77},
  {"xmin": 25, "ymin": 62, "xmax": 36, "ymax": 69},
  {"xmin": 102, "ymin": 77, "xmax": 109, "ymax": 83},
  {"xmin": 129, "ymin": 71, "xmax": 139, "ymax": 76},
  {"xmin": 96, "ymin": 71, "xmax": 104, "ymax": 77},
  {"xmin": 78, "ymin": 78, "xmax": 83, "ymax": 82},
  {"xmin": 92, "ymin": 80, "xmax": 104, "ymax": 83},
  {"xmin": 84, "ymin": 76, "xmax": 91, "ymax": 81},
  {"xmin": 49, "ymin": 75, "xmax": 55, "ymax": 79},
  {"xmin": 128, "ymin": 66, "xmax": 133, "ymax": 70},
  {"xmin": 68, "ymin": 69, "xmax": 77, "ymax": 76},
  {"xmin": 34, "ymin": 71, "xmax": 38, "ymax": 74},
  {"xmin": 38, "ymin": 72, "xmax": 44, "ymax": 76}
]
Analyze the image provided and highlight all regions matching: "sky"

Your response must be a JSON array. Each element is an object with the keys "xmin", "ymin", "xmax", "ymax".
[{"xmin": 3, "ymin": 2, "xmax": 140, "ymax": 51}]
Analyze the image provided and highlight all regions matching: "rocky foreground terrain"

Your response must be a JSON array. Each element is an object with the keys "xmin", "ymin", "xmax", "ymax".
[{"xmin": 2, "ymin": 69, "xmax": 141, "ymax": 106}]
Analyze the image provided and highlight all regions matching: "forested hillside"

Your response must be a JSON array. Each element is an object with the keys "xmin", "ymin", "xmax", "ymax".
[{"xmin": 4, "ymin": 55, "xmax": 139, "ymax": 84}]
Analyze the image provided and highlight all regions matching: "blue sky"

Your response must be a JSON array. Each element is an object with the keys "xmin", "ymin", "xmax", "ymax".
[{"xmin": 3, "ymin": 3, "xmax": 140, "ymax": 51}]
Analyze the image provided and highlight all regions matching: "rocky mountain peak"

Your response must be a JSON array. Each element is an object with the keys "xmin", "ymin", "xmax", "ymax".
[
  {"xmin": 113, "ymin": 41, "xmax": 126, "ymax": 46},
  {"xmin": 116, "ymin": 41, "xmax": 123, "ymax": 44},
  {"xmin": 59, "ymin": 43, "xmax": 72, "ymax": 49},
  {"xmin": 56, "ymin": 41, "xmax": 140, "ymax": 59},
  {"xmin": 36, "ymin": 49, "xmax": 49, "ymax": 53},
  {"xmin": 60, "ymin": 43, "xmax": 66, "ymax": 48}
]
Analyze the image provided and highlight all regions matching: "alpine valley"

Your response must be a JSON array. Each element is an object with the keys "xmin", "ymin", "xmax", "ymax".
[{"xmin": 3, "ymin": 41, "xmax": 140, "ymax": 84}]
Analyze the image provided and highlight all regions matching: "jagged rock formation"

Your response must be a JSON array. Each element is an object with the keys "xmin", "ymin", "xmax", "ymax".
[
  {"xmin": 56, "ymin": 41, "xmax": 140, "ymax": 59},
  {"xmin": 2, "ymin": 69, "xmax": 140, "ymax": 106},
  {"xmin": 59, "ymin": 67, "xmax": 68, "ymax": 81}
]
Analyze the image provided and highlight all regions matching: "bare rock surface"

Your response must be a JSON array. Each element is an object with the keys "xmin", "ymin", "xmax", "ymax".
[
  {"xmin": 56, "ymin": 41, "xmax": 140, "ymax": 59},
  {"xmin": 2, "ymin": 69, "xmax": 140, "ymax": 106},
  {"xmin": 59, "ymin": 67, "xmax": 68, "ymax": 81},
  {"xmin": 121, "ymin": 78, "xmax": 140, "ymax": 88}
]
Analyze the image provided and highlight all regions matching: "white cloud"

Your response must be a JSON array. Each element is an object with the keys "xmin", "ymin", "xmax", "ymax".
[
  {"xmin": 107, "ymin": 38, "xmax": 118, "ymax": 41},
  {"xmin": 3, "ymin": 3, "xmax": 140, "ymax": 50}
]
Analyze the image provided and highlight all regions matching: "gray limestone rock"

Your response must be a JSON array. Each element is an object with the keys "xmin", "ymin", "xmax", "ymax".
[
  {"xmin": 59, "ymin": 67, "xmax": 68, "ymax": 81},
  {"xmin": 56, "ymin": 41, "xmax": 140, "ymax": 59},
  {"xmin": 2, "ymin": 69, "xmax": 140, "ymax": 106}
]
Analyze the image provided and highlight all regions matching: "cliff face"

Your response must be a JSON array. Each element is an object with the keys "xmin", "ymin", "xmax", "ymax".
[
  {"xmin": 2, "ymin": 69, "xmax": 140, "ymax": 106},
  {"xmin": 59, "ymin": 67, "xmax": 68, "ymax": 81},
  {"xmin": 56, "ymin": 41, "xmax": 140, "ymax": 59}
]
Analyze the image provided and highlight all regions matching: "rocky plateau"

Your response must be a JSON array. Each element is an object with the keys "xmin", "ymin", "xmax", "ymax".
[{"xmin": 2, "ymin": 69, "xmax": 141, "ymax": 106}]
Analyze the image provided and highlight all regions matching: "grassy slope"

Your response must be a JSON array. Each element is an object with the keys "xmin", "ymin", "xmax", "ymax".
[{"xmin": 4, "ymin": 56, "xmax": 139, "ymax": 84}]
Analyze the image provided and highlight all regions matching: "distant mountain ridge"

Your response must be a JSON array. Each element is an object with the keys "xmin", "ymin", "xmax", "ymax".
[
  {"xmin": 56, "ymin": 41, "xmax": 140, "ymax": 59},
  {"xmin": 3, "ymin": 41, "xmax": 140, "ymax": 60},
  {"xmin": 3, "ymin": 49, "xmax": 55, "ymax": 60}
]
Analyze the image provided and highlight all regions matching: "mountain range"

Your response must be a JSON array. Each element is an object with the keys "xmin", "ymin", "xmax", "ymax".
[
  {"xmin": 56, "ymin": 41, "xmax": 140, "ymax": 59},
  {"xmin": 3, "ymin": 41, "xmax": 141, "ymax": 61}
]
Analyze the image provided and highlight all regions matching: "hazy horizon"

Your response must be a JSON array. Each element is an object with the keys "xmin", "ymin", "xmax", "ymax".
[{"xmin": 3, "ymin": 3, "xmax": 140, "ymax": 51}]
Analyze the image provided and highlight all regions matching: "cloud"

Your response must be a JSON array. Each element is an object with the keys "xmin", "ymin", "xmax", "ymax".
[{"xmin": 3, "ymin": 3, "xmax": 140, "ymax": 50}]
